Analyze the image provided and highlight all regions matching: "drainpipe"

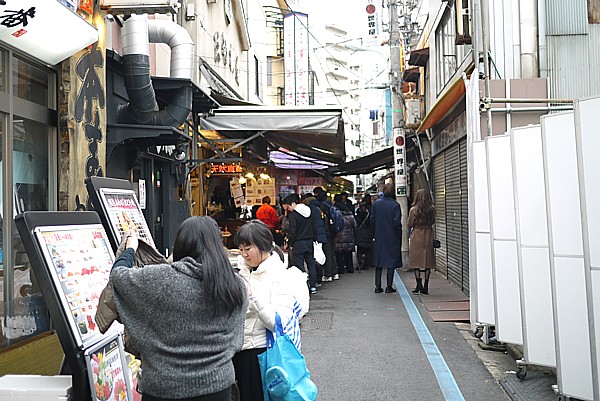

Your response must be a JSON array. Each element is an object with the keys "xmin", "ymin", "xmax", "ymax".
[
  {"xmin": 537, "ymin": 0, "xmax": 548, "ymax": 78},
  {"xmin": 519, "ymin": 0, "xmax": 538, "ymax": 78},
  {"xmin": 118, "ymin": 15, "xmax": 194, "ymax": 126}
]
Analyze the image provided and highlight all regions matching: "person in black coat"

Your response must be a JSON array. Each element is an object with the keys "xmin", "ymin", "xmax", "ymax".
[
  {"xmin": 355, "ymin": 194, "xmax": 374, "ymax": 271},
  {"xmin": 370, "ymin": 183, "xmax": 402, "ymax": 293}
]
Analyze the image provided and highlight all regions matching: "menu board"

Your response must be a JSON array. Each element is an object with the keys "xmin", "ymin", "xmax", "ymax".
[
  {"xmin": 85, "ymin": 334, "xmax": 132, "ymax": 401},
  {"xmin": 97, "ymin": 188, "xmax": 155, "ymax": 249},
  {"xmin": 34, "ymin": 224, "xmax": 117, "ymax": 348}
]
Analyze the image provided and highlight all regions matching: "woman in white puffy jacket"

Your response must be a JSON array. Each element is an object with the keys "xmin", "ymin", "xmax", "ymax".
[{"xmin": 233, "ymin": 219, "xmax": 309, "ymax": 401}]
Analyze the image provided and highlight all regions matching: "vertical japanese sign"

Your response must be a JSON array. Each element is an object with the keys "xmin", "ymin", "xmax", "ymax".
[
  {"xmin": 393, "ymin": 128, "xmax": 407, "ymax": 196},
  {"xmin": 284, "ymin": 12, "xmax": 309, "ymax": 106},
  {"xmin": 363, "ymin": 0, "xmax": 382, "ymax": 47}
]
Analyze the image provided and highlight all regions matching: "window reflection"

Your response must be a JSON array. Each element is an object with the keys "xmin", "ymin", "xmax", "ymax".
[
  {"xmin": 0, "ymin": 116, "xmax": 51, "ymax": 347},
  {"xmin": 12, "ymin": 57, "xmax": 51, "ymax": 108}
]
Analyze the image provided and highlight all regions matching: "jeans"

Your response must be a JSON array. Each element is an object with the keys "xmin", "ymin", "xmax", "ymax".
[{"xmin": 291, "ymin": 239, "xmax": 317, "ymax": 287}]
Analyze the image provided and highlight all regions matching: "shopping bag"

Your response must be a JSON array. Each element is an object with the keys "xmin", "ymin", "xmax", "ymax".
[
  {"xmin": 258, "ymin": 314, "xmax": 317, "ymax": 401},
  {"xmin": 313, "ymin": 241, "xmax": 326, "ymax": 265}
]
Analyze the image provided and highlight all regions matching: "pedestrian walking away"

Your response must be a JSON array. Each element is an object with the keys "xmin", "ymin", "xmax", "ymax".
[
  {"xmin": 370, "ymin": 183, "xmax": 402, "ymax": 294},
  {"xmin": 107, "ymin": 217, "xmax": 248, "ymax": 401},
  {"xmin": 408, "ymin": 189, "xmax": 436, "ymax": 295}
]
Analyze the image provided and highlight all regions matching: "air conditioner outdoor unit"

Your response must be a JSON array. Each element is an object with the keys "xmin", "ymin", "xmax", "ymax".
[
  {"xmin": 455, "ymin": 0, "xmax": 472, "ymax": 45},
  {"xmin": 405, "ymin": 98, "xmax": 422, "ymax": 126}
]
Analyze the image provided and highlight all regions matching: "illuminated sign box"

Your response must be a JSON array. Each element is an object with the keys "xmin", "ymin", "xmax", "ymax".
[{"xmin": 0, "ymin": 1, "xmax": 98, "ymax": 65}]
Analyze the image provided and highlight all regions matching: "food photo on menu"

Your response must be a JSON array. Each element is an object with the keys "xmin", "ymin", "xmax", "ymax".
[{"xmin": 37, "ymin": 227, "xmax": 116, "ymax": 346}]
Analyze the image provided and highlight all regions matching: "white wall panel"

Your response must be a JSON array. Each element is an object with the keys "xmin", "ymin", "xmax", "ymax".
[
  {"xmin": 492, "ymin": 241, "xmax": 522, "ymax": 344},
  {"xmin": 475, "ymin": 233, "xmax": 495, "ymax": 325}
]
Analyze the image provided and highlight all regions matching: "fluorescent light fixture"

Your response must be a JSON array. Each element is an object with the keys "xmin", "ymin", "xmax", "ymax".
[
  {"xmin": 0, "ymin": 1, "xmax": 98, "ymax": 65},
  {"xmin": 311, "ymin": 147, "xmax": 334, "ymax": 155}
]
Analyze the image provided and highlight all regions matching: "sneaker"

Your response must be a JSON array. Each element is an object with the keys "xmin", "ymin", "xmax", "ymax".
[
  {"xmin": 322, "ymin": 276, "xmax": 333, "ymax": 282},
  {"xmin": 310, "ymin": 287, "xmax": 317, "ymax": 294},
  {"xmin": 332, "ymin": 274, "xmax": 340, "ymax": 280}
]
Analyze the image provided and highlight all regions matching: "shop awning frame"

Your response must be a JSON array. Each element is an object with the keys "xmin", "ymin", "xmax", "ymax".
[
  {"xmin": 200, "ymin": 106, "xmax": 346, "ymax": 164},
  {"xmin": 328, "ymin": 147, "xmax": 394, "ymax": 176},
  {"xmin": 417, "ymin": 77, "xmax": 466, "ymax": 133},
  {"xmin": 408, "ymin": 47, "xmax": 429, "ymax": 67}
]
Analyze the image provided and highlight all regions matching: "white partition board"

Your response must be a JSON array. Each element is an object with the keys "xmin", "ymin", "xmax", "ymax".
[
  {"xmin": 541, "ymin": 111, "xmax": 593, "ymax": 400},
  {"xmin": 486, "ymin": 135, "xmax": 523, "ymax": 345},
  {"xmin": 574, "ymin": 97, "xmax": 600, "ymax": 398},
  {"xmin": 511, "ymin": 126, "xmax": 556, "ymax": 367},
  {"xmin": 472, "ymin": 141, "xmax": 495, "ymax": 325}
]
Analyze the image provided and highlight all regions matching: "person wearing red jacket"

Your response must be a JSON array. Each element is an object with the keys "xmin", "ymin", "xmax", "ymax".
[{"xmin": 256, "ymin": 196, "xmax": 279, "ymax": 230}]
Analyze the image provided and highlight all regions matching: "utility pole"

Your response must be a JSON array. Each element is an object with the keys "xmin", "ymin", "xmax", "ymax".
[{"xmin": 389, "ymin": 0, "xmax": 409, "ymax": 265}]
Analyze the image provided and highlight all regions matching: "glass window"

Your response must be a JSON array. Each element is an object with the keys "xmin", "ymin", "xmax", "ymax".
[
  {"xmin": 435, "ymin": 9, "xmax": 457, "ymax": 93},
  {"xmin": 0, "ymin": 116, "xmax": 51, "ymax": 348},
  {"xmin": 0, "ymin": 50, "xmax": 5, "ymax": 93},
  {"xmin": 12, "ymin": 57, "xmax": 52, "ymax": 108}
]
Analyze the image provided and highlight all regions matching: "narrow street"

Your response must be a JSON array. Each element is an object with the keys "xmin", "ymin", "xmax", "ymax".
[{"xmin": 301, "ymin": 269, "xmax": 510, "ymax": 401}]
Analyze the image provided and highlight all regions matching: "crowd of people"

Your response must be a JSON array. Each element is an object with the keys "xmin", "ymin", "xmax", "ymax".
[{"xmin": 104, "ymin": 184, "xmax": 436, "ymax": 400}]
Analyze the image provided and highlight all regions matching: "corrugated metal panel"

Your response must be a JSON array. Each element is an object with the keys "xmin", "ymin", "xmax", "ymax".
[
  {"xmin": 460, "ymin": 138, "xmax": 469, "ymax": 295},
  {"xmin": 445, "ymin": 142, "xmax": 463, "ymax": 289},
  {"xmin": 410, "ymin": 171, "xmax": 422, "ymax": 202},
  {"xmin": 433, "ymin": 154, "xmax": 447, "ymax": 278},
  {"xmin": 589, "ymin": 24, "xmax": 600, "ymax": 96},
  {"xmin": 546, "ymin": 0, "xmax": 588, "ymax": 35},
  {"xmin": 548, "ymin": 36, "xmax": 591, "ymax": 99}
]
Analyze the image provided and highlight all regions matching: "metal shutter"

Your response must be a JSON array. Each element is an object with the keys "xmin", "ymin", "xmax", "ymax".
[
  {"xmin": 460, "ymin": 138, "xmax": 469, "ymax": 294},
  {"xmin": 410, "ymin": 171, "xmax": 422, "ymax": 202},
  {"xmin": 433, "ymin": 153, "xmax": 447, "ymax": 278},
  {"xmin": 445, "ymin": 142, "xmax": 463, "ymax": 289}
]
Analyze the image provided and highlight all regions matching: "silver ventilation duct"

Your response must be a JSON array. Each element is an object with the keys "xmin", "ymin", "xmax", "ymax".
[{"xmin": 118, "ymin": 15, "xmax": 194, "ymax": 126}]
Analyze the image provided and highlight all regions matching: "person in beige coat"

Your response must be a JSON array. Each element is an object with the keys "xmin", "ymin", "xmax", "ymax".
[{"xmin": 408, "ymin": 189, "xmax": 436, "ymax": 294}]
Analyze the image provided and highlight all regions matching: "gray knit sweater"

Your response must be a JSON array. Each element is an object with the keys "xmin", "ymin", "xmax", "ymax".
[{"xmin": 110, "ymin": 248, "xmax": 247, "ymax": 399}]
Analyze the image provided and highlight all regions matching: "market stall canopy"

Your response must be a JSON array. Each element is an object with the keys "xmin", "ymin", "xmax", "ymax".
[
  {"xmin": 200, "ymin": 106, "xmax": 346, "ymax": 164},
  {"xmin": 328, "ymin": 147, "xmax": 393, "ymax": 176}
]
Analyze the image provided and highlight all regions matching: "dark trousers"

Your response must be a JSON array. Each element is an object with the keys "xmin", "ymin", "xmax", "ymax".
[
  {"xmin": 321, "ymin": 239, "xmax": 335, "ymax": 277},
  {"xmin": 335, "ymin": 251, "xmax": 354, "ymax": 273},
  {"xmin": 291, "ymin": 239, "xmax": 317, "ymax": 287},
  {"xmin": 375, "ymin": 267, "xmax": 395, "ymax": 289},
  {"xmin": 357, "ymin": 246, "xmax": 373, "ymax": 268},
  {"xmin": 143, "ymin": 387, "xmax": 231, "ymax": 401},
  {"xmin": 233, "ymin": 348, "xmax": 267, "ymax": 401}
]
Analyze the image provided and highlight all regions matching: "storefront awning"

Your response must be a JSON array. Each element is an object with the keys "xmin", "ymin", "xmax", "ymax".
[
  {"xmin": 408, "ymin": 47, "xmax": 429, "ymax": 67},
  {"xmin": 403, "ymin": 67, "xmax": 420, "ymax": 83},
  {"xmin": 0, "ymin": 1, "xmax": 98, "ymax": 65},
  {"xmin": 200, "ymin": 106, "xmax": 346, "ymax": 164},
  {"xmin": 327, "ymin": 147, "xmax": 393, "ymax": 176},
  {"xmin": 417, "ymin": 77, "xmax": 466, "ymax": 133}
]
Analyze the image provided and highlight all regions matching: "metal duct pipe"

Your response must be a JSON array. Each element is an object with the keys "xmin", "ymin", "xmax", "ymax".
[
  {"xmin": 519, "ymin": 0, "xmax": 538, "ymax": 78},
  {"xmin": 118, "ymin": 15, "xmax": 194, "ymax": 127}
]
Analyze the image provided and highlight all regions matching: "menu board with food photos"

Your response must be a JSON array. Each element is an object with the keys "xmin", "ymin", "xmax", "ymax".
[
  {"xmin": 34, "ymin": 224, "xmax": 118, "ymax": 349},
  {"xmin": 97, "ymin": 188, "xmax": 155, "ymax": 249},
  {"xmin": 85, "ymin": 334, "xmax": 132, "ymax": 401}
]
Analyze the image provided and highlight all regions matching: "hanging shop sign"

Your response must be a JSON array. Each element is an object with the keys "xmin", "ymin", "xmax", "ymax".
[
  {"xmin": 0, "ymin": 0, "xmax": 98, "ymax": 65},
  {"xmin": 363, "ymin": 0, "xmax": 382, "ymax": 47},
  {"xmin": 393, "ymin": 128, "xmax": 407, "ymax": 196},
  {"xmin": 210, "ymin": 163, "xmax": 243, "ymax": 174},
  {"xmin": 284, "ymin": 12, "xmax": 309, "ymax": 106}
]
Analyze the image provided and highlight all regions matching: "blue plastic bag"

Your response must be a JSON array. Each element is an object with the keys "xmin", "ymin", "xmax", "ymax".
[{"xmin": 258, "ymin": 314, "xmax": 317, "ymax": 401}]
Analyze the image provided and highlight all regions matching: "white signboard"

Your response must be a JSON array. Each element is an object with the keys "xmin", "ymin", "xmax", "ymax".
[
  {"xmin": 393, "ymin": 128, "xmax": 407, "ymax": 196},
  {"xmin": 284, "ymin": 12, "xmax": 309, "ymax": 106},
  {"xmin": 363, "ymin": 0, "xmax": 382, "ymax": 47},
  {"xmin": 0, "ymin": 0, "xmax": 98, "ymax": 65},
  {"xmin": 138, "ymin": 180, "xmax": 146, "ymax": 210}
]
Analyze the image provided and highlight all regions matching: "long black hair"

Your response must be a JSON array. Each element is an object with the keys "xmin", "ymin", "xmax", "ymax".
[
  {"xmin": 172, "ymin": 216, "xmax": 246, "ymax": 316},
  {"xmin": 234, "ymin": 220, "xmax": 285, "ymax": 263}
]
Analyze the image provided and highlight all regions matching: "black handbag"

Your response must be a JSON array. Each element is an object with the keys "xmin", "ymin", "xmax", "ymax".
[{"xmin": 433, "ymin": 239, "xmax": 441, "ymax": 248}]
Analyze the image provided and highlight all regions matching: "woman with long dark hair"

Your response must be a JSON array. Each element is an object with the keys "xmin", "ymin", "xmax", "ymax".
[
  {"xmin": 408, "ymin": 189, "xmax": 436, "ymax": 294},
  {"xmin": 233, "ymin": 220, "xmax": 309, "ymax": 401},
  {"xmin": 110, "ymin": 216, "xmax": 248, "ymax": 401}
]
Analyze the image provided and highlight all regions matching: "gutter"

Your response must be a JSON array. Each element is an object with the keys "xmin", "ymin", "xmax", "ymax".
[{"xmin": 118, "ymin": 15, "xmax": 194, "ymax": 126}]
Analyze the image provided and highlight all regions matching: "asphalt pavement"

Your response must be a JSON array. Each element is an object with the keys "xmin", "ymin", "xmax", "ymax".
[{"xmin": 301, "ymin": 268, "xmax": 511, "ymax": 401}]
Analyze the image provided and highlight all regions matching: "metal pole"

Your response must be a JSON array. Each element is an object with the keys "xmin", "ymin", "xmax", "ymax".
[
  {"xmin": 480, "ymin": 0, "xmax": 493, "ymax": 137},
  {"xmin": 389, "ymin": 0, "xmax": 409, "ymax": 266},
  {"xmin": 483, "ymin": 97, "xmax": 574, "ymax": 104}
]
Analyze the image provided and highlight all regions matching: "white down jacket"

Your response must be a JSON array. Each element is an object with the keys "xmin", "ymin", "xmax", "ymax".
[{"xmin": 237, "ymin": 253, "xmax": 309, "ymax": 350}]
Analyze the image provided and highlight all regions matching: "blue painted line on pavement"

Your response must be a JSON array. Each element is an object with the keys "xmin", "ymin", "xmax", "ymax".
[{"xmin": 394, "ymin": 271, "xmax": 466, "ymax": 401}]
